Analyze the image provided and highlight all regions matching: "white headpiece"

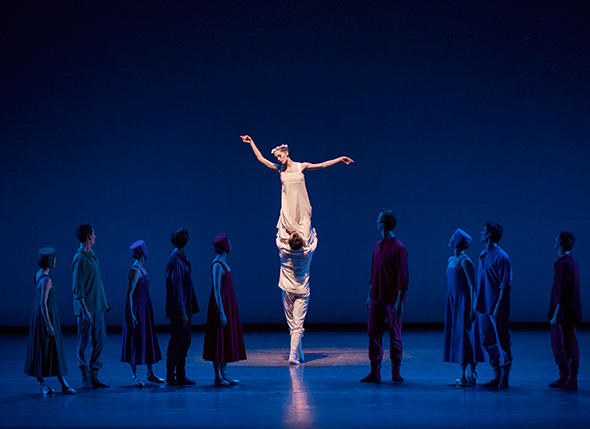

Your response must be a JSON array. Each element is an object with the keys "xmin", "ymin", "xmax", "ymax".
[{"xmin": 271, "ymin": 144, "xmax": 289, "ymax": 156}]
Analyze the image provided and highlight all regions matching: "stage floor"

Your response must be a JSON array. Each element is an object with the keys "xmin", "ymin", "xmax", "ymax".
[{"xmin": 1, "ymin": 329, "xmax": 588, "ymax": 428}]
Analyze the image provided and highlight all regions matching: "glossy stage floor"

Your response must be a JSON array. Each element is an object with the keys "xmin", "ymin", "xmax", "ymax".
[{"xmin": 1, "ymin": 329, "xmax": 588, "ymax": 428}]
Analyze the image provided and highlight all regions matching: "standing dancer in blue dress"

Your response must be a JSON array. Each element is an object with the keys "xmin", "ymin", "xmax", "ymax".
[
  {"xmin": 443, "ymin": 229, "xmax": 484, "ymax": 386},
  {"xmin": 121, "ymin": 240, "xmax": 164, "ymax": 386},
  {"xmin": 25, "ymin": 248, "xmax": 76, "ymax": 395}
]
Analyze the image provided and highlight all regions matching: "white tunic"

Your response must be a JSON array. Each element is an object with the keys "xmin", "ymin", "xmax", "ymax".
[
  {"xmin": 277, "ymin": 228, "xmax": 318, "ymax": 295},
  {"xmin": 276, "ymin": 162, "xmax": 312, "ymax": 243}
]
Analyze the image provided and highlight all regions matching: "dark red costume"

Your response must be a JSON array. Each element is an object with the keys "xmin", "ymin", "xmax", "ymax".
[
  {"xmin": 548, "ymin": 253, "xmax": 582, "ymax": 387},
  {"xmin": 203, "ymin": 261, "xmax": 247, "ymax": 363},
  {"xmin": 367, "ymin": 237, "xmax": 409, "ymax": 379}
]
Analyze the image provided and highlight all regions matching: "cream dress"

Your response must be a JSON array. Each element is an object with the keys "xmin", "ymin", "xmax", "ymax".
[{"xmin": 276, "ymin": 162, "xmax": 313, "ymax": 243}]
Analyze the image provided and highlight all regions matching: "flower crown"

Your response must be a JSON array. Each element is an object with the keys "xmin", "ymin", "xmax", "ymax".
[{"xmin": 270, "ymin": 144, "xmax": 289, "ymax": 156}]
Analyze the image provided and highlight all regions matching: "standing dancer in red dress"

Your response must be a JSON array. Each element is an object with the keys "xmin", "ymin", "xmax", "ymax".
[{"xmin": 203, "ymin": 234, "xmax": 247, "ymax": 386}]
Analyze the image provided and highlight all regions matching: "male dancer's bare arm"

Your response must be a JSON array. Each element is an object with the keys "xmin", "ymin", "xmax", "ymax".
[{"xmin": 393, "ymin": 290, "xmax": 406, "ymax": 315}]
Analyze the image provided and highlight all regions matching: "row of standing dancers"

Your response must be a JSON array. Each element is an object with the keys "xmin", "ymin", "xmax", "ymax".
[
  {"xmin": 24, "ymin": 136, "xmax": 582, "ymax": 394},
  {"xmin": 25, "ymin": 226, "xmax": 247, "ymax": 394},
  {"xmin": 23, "ymin": 218, "xmax": 583, "ymax": 395}
]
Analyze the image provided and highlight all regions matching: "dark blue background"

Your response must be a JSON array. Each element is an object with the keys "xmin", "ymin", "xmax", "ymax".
[{"xmin": 1, "ymin": 1, "xmax": 589, "ymax": 326}]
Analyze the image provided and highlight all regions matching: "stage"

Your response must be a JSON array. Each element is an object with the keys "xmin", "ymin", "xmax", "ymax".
[{"xmin": 1, "ymin": 329, "xmax": 588, "ymax": 428}]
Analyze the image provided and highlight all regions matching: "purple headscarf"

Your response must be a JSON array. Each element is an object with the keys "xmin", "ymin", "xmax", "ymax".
[
  {"xmin": 213, "ymin": 233, "xmax": 230, "ymax": 254},
  {"xmin": 129, "ymin": 240, "xmax": 149, "ymax": 260}
]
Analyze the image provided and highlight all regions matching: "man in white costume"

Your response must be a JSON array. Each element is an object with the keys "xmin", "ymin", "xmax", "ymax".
[{"xmin": 276, "ymin": 228, "xmax": 318, "ymax": 364}]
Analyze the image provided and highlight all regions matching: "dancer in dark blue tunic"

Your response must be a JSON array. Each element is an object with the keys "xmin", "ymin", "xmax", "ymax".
[
  {"xmin": 121, "ymin": 240, "xmax": 164, "ymax": 386},
  {"xmin": 25, "ymin": 248, "xmax": 75, "ymax": 395},
  {"xmin": 165, "ymin": 228, "xmax": 199, "ymax": 385},
  {"xmin": 443, "ymin": 229, "xmax": 484, "ymax": 387}
]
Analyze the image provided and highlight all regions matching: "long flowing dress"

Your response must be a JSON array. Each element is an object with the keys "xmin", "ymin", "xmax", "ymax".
[
  {"xmin": 443, "ymin": 254, "xmax": 484, "ymax": 364},
  {"xmin": 121, "ymin": 265, "xmax": 162, "ymax": 365},
  {"xmin": 203, "ymin": 261, "xmax": 247, "ymax": 363},
  {"xmin": 25, "ymin": 272, "xmax": 67, "ymax": 377},
  {"xmin": 277, "ymin": 162, "xmax": 313, "ymax": 244}
]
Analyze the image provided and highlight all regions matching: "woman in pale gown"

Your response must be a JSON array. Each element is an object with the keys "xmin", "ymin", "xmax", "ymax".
[{"xmin": 240, "ymin": 135, "xmax": 353, "ymax": 242}]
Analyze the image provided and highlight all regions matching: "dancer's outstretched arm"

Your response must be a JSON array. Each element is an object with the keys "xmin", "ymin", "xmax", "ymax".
[
  {"xmin": 241, "ymin": 135, "xmax": 279, "ymax": 171},
  {"xmin": 302, "ymin": 156, "xmax": 354, "ymax": 171}
]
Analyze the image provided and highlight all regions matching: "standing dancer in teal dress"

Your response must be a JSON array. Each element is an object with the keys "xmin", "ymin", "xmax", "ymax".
[{"xmin": 25, "ymin": 248, "xmax": 76, "ymax": 395}]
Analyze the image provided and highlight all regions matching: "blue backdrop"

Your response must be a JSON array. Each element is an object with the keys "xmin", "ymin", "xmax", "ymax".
[{"xmin": 1, "ymin": 1, "xmax": 589, "ymax": 326}]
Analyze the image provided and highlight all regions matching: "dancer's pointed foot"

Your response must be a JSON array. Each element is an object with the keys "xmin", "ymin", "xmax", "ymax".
[
  {"xmin": 222, "ymin": 375, "xmax": 240, "ymax": 385},
  {"xmin": 60, "ymin": 378, "xmax": 76, "ymax": 394},
  {"xmin": 132, "ymin": 375, "xmax": 145, "ymax": 387},
  {"xmin": 62, "ymin": 385, "xmax": 76, "ymax": 394},
  {"xmin": 214, "ymin": 377, "xmax": 231, "ymax": 387},
  {"xmin": 39, "ymin": 381, "xmax": 53, "ymax": 396},
  {"xmin": 147, "ymin": 373, "xmax": 165, "ymax": 384},
  {"xmin": 456, "ymin": 376, "xmax": 468, "ymax": 387}
]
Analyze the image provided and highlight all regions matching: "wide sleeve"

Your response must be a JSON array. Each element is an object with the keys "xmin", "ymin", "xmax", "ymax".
[
  {"xmin": 72, "ymin": 255, "xmax": 88, "ymax": 300},
  {"xmin": 396, "ymin": 246, "xmax": 409, "ymax": 291},
  {"xmin": 498, "ymin": 255, "xmax": 512, "ymax": 290},
  {"xmin": 169, "ymin": 261, "xmax": 186, "ymax": 314}
]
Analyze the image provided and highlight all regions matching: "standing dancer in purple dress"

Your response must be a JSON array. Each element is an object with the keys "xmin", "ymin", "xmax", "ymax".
[
  {"xmin": 203, "ymin": 234, "xmax": 247, "ymax": 386},
  {"xmin": 121, "ymin": 240, "xmax": 164, "ymax": 387},
  {"xmin": 443, "ymin": 229, "xmax": 484, "ymax": 386}
]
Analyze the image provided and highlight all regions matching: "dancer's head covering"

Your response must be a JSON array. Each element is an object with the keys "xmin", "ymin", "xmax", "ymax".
[
  {"xmin": 270, "ymin": 144, "xmax": 289, "ymax": 156},
  {"xmin": 213, "ymin": 233, "xmax": 230, "ymax": 254},
  {"xmin": 449, "ymin": 228, "xmax": 472, "ymax": 249},
  {"xmin": 38, "ymin": 247, "xmax": 56, "ymax": 269},
  {"xmin": 130, "ymin": 240, "xmax": 149, "ymax": 260}
]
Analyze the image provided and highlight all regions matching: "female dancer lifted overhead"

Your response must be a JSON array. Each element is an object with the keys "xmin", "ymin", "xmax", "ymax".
[
  {"xmin": 240, "ymin": 135, "xmax": 353, "ymax": 243},
  {"xmin": 241, "ymin": 134, "xmax": 353, "ymax": 364}
]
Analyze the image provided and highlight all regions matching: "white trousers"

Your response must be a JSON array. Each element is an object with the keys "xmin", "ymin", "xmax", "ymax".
[{"xmin": 282, "ymin": 290, "xmax": 310, "ymax": 359}]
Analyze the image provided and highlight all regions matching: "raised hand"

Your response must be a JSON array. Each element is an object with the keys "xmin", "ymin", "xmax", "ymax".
[
  {"xmin": 340, "ymin": 156, "xmax": 354, "ymax": 165},
  {"xmin": 240, "ymin": 135, "xmax": 254, "ymax": 144}
]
